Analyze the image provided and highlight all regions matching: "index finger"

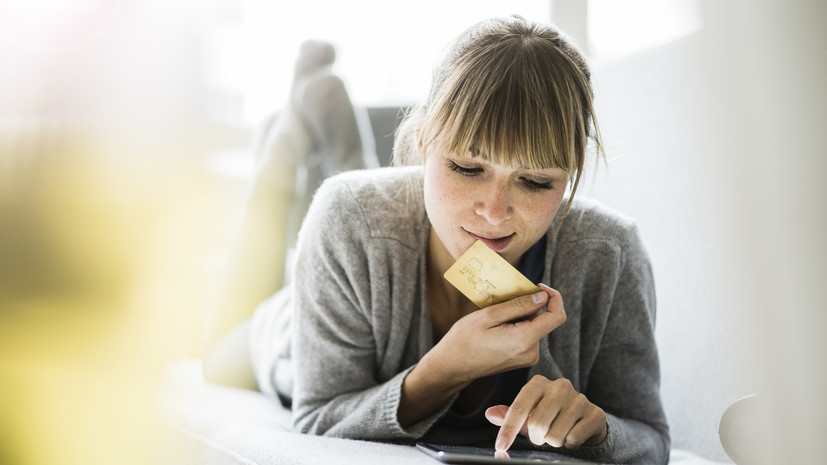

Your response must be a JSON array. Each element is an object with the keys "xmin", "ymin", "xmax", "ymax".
[
  {"xmin": 494, "ymin": 384, "xmax": 544, "ymax": 451},
  {"xmin": 510, "ymin": 284, "xmax": 566, "ymax": 339},
  {"xmin": 533, "ymin": 283, "xmax": 567, "ymax": 327}
]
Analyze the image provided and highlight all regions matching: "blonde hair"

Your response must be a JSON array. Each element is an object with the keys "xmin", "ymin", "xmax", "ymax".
[{"xmin": 393, "ymin": 15, "xmax": 604, "ymax": 218}]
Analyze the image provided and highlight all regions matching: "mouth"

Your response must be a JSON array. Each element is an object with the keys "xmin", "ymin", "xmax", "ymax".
[{"xmin": 465, "ymin": 229, "xmax": 515, "ymax": 252}]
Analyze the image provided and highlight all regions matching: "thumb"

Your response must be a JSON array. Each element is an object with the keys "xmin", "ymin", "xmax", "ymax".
[
  {"xmin": 485, "ymin": 405, "xmax": 508, "ymax": 426},
  {"xmin": 485, "ymin": 290, "xmax": 548, "ymax": 325}
]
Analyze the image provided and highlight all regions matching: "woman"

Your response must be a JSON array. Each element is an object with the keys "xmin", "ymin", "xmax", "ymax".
[
  {"xmin": 277, "ymin": 15, "xmax": 669, "ymax": 464},
  {"xmin": 202, "ymin": 14, "xmax": 670, "ymax": 464}
]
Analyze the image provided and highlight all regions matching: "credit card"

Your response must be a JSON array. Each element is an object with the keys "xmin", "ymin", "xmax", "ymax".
[{"xmin": 443, "ymin": 240, "xmax": 540, "ymax": 308}]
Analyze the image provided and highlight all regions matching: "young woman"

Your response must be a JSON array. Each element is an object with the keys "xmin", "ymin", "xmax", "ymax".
[{"xmin": 221, "ymin": 15, "xmax": 669, "ymax": 464}]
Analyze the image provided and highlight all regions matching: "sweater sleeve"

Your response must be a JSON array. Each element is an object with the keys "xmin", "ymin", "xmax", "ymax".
[
  {"xmin": 573, "ymin": 222, "xmax": 670, "ymax": 465},
  {"xmin": 289, "ymin": 178, "xmax": 449, "ymax": 439}
]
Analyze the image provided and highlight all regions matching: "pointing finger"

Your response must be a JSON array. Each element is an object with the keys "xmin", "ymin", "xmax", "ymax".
[{"xmin": 495, "ymin": 385, "xmax": 543, "ymax": 451}]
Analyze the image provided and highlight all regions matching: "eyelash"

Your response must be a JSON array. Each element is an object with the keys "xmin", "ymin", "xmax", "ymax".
[
  {"xmin": 448, "ymin": 161, "xmax": 483, "ymax": 176},
  {"xmin": 447, "ymin": 161, "xmax": 553, "ymax": 191},
  {"xmin": 522, "ymin": 178, "xmax": 553, "ymax": 191}
]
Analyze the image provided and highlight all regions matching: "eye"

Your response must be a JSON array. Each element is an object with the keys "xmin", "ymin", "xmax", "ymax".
[
  {"xmin": 521, "ymin": 177, "xmax": 553, "ymax": 191},
  {"xmin": 448, "ymin": 160, "xmax": 483, "ymax": 176}
]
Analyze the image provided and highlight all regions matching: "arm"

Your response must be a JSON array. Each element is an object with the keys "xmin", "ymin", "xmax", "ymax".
[
  {"xmin": 290, "ymin": 181, "xmax": 412, "ymax": 438},
  {"xmin": 485, "ymin": 223, "xmax": 669, "ymax": 464},
  {"xmin": 578, "ymin": 223, "xmax": 670, "ymax": 463},
  {"xmin": 291, "ymin": 178, "xmax": 460, "ymax": 439}
]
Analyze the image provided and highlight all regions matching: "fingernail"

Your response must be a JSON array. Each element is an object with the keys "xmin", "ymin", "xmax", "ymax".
[
  {"xmin": 495, "ymin": 435, "xmax": 508, "ymax": 451},
  {"xmin": 531, "ymin": 291, "xmax": 546, "ymax": 304}
]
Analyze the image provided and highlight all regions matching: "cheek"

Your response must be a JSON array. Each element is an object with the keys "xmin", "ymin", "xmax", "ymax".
[
  {"xmin": 520, "ymin": 190, "xmax": 565, "ymax": 231},
  {"xmin": 542, "ymin": 191, "xmax": 566, "ymax": 216},
  {"xmin": 425, "ymin": 167, "xmax": 464, "ymax": 215}
]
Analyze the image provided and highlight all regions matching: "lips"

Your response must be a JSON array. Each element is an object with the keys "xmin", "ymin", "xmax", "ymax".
[{"xmin": 465, "ymin": 230, "xmax": 515, "ymax": 252}]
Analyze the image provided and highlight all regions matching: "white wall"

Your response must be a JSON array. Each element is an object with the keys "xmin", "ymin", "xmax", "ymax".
[{"xmin": 583, "ymin": 0, "xmax": 827, "ymax": 462}]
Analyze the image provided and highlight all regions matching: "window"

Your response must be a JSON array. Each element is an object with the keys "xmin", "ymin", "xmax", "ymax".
[
  {"xmin": 232, "ymin": 1, "xmax": 552, "ymax": 124},
  {"xmin": 587, "ymin": 0, "xmax": 702, "ymax": 64}
]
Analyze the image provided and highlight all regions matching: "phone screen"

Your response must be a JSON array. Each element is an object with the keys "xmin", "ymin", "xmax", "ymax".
[{"xmin": 416, "ymin": 443, "xmax": 596, "ymax": 464}]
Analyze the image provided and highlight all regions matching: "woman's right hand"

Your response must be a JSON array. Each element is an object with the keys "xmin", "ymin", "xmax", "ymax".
[
  {"xmin": 397, "ymin": 283, "xmax": 565, "ymax": 427},
  {"xmin": 426, "ymin": 283, "xmax": 567, "ymax": 385}
]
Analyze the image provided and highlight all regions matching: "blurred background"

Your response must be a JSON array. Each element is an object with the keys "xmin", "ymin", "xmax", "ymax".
[{"xmin": 0, "ymin": 0, "xmax": 824, "ymax": 464}]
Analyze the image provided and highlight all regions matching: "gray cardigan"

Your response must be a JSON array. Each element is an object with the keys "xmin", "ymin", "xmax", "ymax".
[{"xmin": 290, "ymin": 166, "xmax": 669, "ymax": 464}]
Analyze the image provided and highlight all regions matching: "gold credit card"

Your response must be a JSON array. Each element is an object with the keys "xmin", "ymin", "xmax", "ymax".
[{"xmin": 443, "ymin": 240, "xmax": 540, "ymax": 308}]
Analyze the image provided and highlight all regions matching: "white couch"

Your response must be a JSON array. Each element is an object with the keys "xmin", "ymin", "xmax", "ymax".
[{"xmin": 159, "ymin": 359, "xmax": 724, "ymax": 465}]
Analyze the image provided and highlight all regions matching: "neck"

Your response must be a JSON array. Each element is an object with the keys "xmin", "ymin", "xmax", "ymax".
[{"xmin": 427, "ymin": 228, "xmax": 474, "ymax": 313}]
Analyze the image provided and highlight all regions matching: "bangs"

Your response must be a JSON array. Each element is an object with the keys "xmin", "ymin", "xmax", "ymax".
[{"xmin": 421, "ymin": 38, "xmax": 590, "ymax": 176}]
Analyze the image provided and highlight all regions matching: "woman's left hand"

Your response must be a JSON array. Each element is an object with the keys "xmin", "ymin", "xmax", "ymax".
[{"xmin": 485, "ymin": 375, "xmax": 608, "ymax": 451}]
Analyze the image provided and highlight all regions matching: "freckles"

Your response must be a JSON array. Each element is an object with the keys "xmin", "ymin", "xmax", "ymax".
[
  {"xmin": 425, "ymin": 168, "xmax": 461, "ymax": 225},
  {"xmin": 442, "ymin": 184, "xmax": 465, "ymax": 203},
  {"xmin": 521, "ymin": 192, "xmax": 563, "ymax": 226},
  {"xmin": 434, "ymin": 173, "xmax": 466, "ymax": 205}
]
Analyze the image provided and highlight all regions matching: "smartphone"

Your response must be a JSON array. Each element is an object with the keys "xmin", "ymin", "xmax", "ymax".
[{"xmin": 416, "ymin": 443, "xmax": 597, "ymax": 464}]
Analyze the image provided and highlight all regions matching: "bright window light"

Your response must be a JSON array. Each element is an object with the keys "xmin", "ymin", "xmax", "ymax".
[
  {"xmin": 587, "ymin": 0, "xmax": 702, "ymax": 64},
  {"xmin": 237, "ymin": 1, "xmax": 551, "ymax": 124}
]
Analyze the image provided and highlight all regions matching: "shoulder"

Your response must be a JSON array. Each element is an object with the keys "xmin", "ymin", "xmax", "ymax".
[
  {"xmin": 546, "ymin": 200, "xmax": 656, "ymax": 319},
  {"xmin": 301, "ymin": 166, "xmax": 427, "ymax": 249},
  {"xmin": 549, "ymin": 198, "xmax": 649, "ymax": 269},
  {"xmin": 553, "ymin": 198, "xmax": 641, "ymax": 247}
]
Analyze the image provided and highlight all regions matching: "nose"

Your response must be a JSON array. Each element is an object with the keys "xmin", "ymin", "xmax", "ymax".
[{"xmin": 474, "ymin": 179, "xmax": 512, "ymax": 225}]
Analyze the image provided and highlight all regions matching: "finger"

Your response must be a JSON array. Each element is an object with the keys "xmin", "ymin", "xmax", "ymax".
[
  {"xmin": 485, "ymin": 290, "xmax": 549, "ymax": 326},
  {"xmin": 494, "ymin": 380, "xmax": 545, "ymax": 451},
  {"xmin": 484, "ymin": 405, "xmax": 508, "ymax": 426},
  {"xmin": 538, "ymin": 283, "xmax": 565, "ymax": 318},
  {"xmin": 495, "ymin": 402, "xmax": 533, "ymax": 450},
  {"xmin": 524, "ymin": 385, "xmax": 565, "ymax": 446},
  {"xmin": 545, "ymin": 391, "xmax": 586, "ymax": 448},
  {"xmin": 566, "ymin": 409, "xmax": 608, "ymax": 448},
  {"xmin": 523, "ymin": 284, "xmax": 566, "ymax": 336},
  {"xmin": 537, "ymin": 282, "xmax": 556, "ymax": 296},
  {"xmin": 486, "ymin": 405, "xmax": 530, "ymax": 438}
]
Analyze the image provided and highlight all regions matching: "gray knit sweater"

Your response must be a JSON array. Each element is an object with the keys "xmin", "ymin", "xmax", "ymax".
[{"xmin": 290, "ymin": 166, "xmax": 669, "ymax": 464}]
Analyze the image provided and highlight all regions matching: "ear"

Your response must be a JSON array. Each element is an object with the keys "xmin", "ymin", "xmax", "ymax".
[{"xmin": 416, "ymin": 130, "xmax": 426, "ymax": 164}]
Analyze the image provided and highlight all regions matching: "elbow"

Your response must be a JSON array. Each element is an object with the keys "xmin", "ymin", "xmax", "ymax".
[
  {"xmin": 292, "ymin": 403, "xmax": 343, "ymax": 437},
  {"xmin": 291, "ymin": 405, "xmax": 321, "ymax": 436}
]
